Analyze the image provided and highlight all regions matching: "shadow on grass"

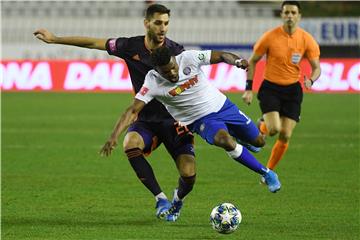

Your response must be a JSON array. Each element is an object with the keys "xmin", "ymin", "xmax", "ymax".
[
  {"xmin": 3, "ymin": 216, "xmax": 211, "ymax": 229},
  {"xmin": 2, "ymin": 217, "xmax": 158, "ymax": 227}
]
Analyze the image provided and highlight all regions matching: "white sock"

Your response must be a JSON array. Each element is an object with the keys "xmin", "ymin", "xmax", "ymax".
[
  {"xmin": 155, "ymin": 192, "xmax": 167, "ymax": 202},
  {"xmin": 173, "ymin": 189, "xmax": 181, "ymax": 202},
  {"xmin": 226, "ymin": 144, "xmax": 243, "ymax": 159}
]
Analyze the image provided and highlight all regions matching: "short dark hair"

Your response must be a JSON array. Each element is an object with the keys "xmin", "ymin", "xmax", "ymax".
[
  {"xmin": 281, "ymin": 1, "xmax": 301, "ymax": 12},
  {"xmin": 150, "ymin": 46, "xmax": 172, "ymax": 66},
  {"xmin": 145, "ymin": 4, "xmax": 171, "ymax": 19}
]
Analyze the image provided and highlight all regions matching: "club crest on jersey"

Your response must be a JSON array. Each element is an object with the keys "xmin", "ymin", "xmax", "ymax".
[
  {"xmin": 198, "ymin": 53, "xmax": 205, "ymax": 61},
  {"xmin": 183, "ymin": 67, "xmax": 191, "ymax": 75},
  {"xmin": 139, "ymin": 86, "xmax": 149, "ymax": 96},
  {"xmin": 168, "ymin": 76, "xmax": 198, "ymax": 96}
]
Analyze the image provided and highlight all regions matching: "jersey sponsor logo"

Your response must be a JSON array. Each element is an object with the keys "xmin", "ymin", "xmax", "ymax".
[
  {"xmin": 291, "ymin": 53, "xmax": 302, "ymax": 64},
  {"xmin": 139, "ymin": 86, "xmax": 149, "ymax": 95},
  {"xmin": 198, "ymin": 53, "xmax": 205, "ymax": 61},
  {"xmin": 108, "ymin": 39, "xmax": 117, "ymax": 53},
  {"xmin": 183, "ymin": 66, "xmax": 191, "ymax": 75},
  {"xmin": 168, "ymin": 76, "xmax": 199, "ymax": 96}
]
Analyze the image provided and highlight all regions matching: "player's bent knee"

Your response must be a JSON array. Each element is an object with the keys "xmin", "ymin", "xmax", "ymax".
[
  {"xmin": 279, "ymin": 131, "xmax": 292, "ymax": 142},
  {"xmin": 214, "ymin": 131, "xmax": 235, "ymax": 150},
  {"xmin": 268, "ymin": 127, "xmax": 280, "ymax": 136},
  {"xmin": 123, "ymin": 132, "xmax": 145, "ymax": 151},
  {"xmin": 252, "ymin": 134, "xmax": 266, "ymax": 147},
  {"xmin": 177, "ymin": 155, "xmax": 196, "ymax": 177},
  {"xmin": 181, "ymin": 168, "xmax": 196, "ymax": 178}
]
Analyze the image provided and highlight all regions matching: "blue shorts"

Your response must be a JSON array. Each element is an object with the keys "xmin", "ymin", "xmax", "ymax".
[
  {"xmin": 127, "ymin": 120, "xmax": 195, "ymax": 160},
  {"xmin": 188, "ymin": 98, "xmax": 259, "ymax": 145}
]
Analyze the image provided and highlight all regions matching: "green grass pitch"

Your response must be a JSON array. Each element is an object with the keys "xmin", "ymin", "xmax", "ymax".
[{"xmin": 2, "ymin": 92, "xmax": 359, "ymax": 239}]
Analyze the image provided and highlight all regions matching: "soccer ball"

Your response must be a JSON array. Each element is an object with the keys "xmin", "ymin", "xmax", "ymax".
[{"xmin": 210, "ymin": 203, "xmax": 242, "ymax": 234}]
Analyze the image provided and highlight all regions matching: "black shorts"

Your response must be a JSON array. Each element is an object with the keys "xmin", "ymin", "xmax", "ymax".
[
  {"xmin": 257, "ymin": 80, "xmax": 303, "ymax": 122},
  {"xmin": 127, "ymin": 120, "xmax": 195, "ymax": 160}
]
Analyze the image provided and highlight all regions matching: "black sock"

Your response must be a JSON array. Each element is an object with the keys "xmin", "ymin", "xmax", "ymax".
[
  {"xmin": 177, "ymin": 175, "xmax": 196, "ymax": 199},
  {"xmin": 125, "ymin": 148, "xmax": 162, "ymax": 196}
]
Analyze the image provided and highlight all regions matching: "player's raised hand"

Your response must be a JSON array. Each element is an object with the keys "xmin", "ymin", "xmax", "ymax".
[
  {"xmin": 33, "ymin": 29, "xmax": 56, "ymax": 44},
  {"xmin": 100, "ymin": 139, "xmax": 118, "ymax": 157},
  {"xmin": 242, "ymin": 91, "xmax": 253, "ymax": 105}
]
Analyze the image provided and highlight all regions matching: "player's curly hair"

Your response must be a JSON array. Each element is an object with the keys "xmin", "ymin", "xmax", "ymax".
[
  {"xmin": 145, "ymin": 4, "xmax": 171, "ymax": 19},
  {"xmin": 150, "ymin": 46, "xmax": 172, "ymax": 67}
]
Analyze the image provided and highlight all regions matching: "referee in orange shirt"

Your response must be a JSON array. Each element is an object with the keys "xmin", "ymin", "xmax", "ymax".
[{"xmin": 242, "ymin": 1, "xmax": 321, "ymax": 176}]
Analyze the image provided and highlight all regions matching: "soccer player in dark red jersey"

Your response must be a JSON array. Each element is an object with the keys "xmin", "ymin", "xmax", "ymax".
[{"xmin": 34, "ymin": 4, "xmax": 195, "ymax": 221}]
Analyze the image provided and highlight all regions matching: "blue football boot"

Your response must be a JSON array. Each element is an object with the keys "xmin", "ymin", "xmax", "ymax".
[
  {"xmin": 155, "ymin": 198, "xmax": 171, "ymax": 219},
  {"xmin": 165, "ymin": 199, "xmax": 183, "ymax": 222},
  {"xmin": 165, "ymin": 190, "xmax": 183, "ymax": 222},
  {"xmin": 262, "ymin": 169, "xmax": 281, "ymax": 193}
]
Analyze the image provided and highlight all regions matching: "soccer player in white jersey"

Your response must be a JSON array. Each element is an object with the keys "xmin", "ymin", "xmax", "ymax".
[{"xmin": 101, "ymin": 46, "xmax": 281, "ymax": 221}]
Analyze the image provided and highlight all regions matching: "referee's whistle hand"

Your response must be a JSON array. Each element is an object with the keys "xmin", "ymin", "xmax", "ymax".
[
  {"xmin": 303, "ymin": 75, "xmax": 313, "ymax": 90},
  {"xmin": 242, "ymin": 91, "xmax": 253, "ymax": 105}
]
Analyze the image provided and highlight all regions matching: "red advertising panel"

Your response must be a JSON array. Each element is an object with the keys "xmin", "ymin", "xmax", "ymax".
[{"xmin": 1, "ymin": 59, "xmax": 359, "ymax": 92}]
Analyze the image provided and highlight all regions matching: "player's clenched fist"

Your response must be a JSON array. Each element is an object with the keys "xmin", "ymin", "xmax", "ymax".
[
  {"xmin": 33, "ymin": 29, "xmax": 56, "ymax": 44},
  {"xmin": 235, "ymin": 58, "xmax": 249, "ymax": 70}
]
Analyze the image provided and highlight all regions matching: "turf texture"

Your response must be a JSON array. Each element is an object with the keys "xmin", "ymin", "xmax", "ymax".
[{"xmin": 2, "ymin": 92, "xmax": 359, "ymax": 239}]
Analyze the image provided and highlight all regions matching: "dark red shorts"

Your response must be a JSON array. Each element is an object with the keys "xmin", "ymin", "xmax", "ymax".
[{"xmin": 127, "ymin": 120, "xmax": 195, "ymax": 159}]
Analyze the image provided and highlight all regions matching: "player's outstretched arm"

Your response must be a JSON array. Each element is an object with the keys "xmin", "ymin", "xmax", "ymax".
[
  {"xmin": 100, "ymin": 99, "xmax": 146, "ymax": 156},
  {"xmin": 33, "ymin": 28, "xmax": 107, "ymax": 50},
  {"xmin": 210, "ymin": 51, "xmax": 248, "ymax": 70},
  {"xmin": 242, "ymin": 53, "xmax": 262, "ymax": 105}
]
